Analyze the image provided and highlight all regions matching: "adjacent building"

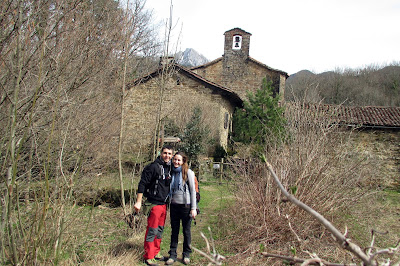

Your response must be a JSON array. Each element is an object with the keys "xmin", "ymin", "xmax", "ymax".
[{"xmin": 124, "ymin": 28, "xmax": 288, "ymax": 157}]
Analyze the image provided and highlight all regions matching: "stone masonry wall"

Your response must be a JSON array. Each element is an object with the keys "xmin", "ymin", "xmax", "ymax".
[
  {"xmin": 123, "ymin": 71, "xmax": 235, "ymax": 158},
  {"xmin": 193, "ymin": 59, "xmax": 283, "ymax": 100},
  {"xmin": 193, "ymin": 61, "xmax": 224, "ymax": 87},
  {"xmin": 350, "ymin": 130, "xmax": 400, "ymax": 189}
]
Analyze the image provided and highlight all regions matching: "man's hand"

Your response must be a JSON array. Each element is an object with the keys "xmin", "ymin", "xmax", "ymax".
[{"xmin": 134, "ymin": 193, "xmax": 143, "ymax": 213}]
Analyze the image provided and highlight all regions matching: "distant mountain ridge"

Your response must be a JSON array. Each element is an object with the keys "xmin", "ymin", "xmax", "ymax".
[{"xmin": 175, "ymin": 48, "xmax": 209, "ymax": 67}]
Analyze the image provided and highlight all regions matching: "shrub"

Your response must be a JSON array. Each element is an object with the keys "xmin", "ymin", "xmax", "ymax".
[
  {"xmin": 178, "ymin": 107, "xmax": 209, "ymax": 167},
  {"xmin": 232, "ymin": 78, "xmax": 286, "ymax": 146},
  {"xmin": 213, "ymin": 145, "xmax": 227, "ymax": 162},
  {"xmin": 222, "ymin": 100, "xmax": 369, "ymax": 263}
]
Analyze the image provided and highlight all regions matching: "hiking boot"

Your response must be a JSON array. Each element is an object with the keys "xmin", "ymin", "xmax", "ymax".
[
  {"xmin": 165, "ymin": 257, "xmax": 176, "ymax": 265},
  {"xmin": 183, "ymin": 257, "xmax": 190, "ymax": 265},
  {"xmin": 144, "ymin": 258, "xmax": 159, "ymax": 266},
  {"xmin": 154, "ymin": 253, "xmax": 165, "ymax": 261}
]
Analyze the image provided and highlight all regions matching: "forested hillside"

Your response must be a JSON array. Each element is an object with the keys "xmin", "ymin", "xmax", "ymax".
[{"xmin": 286, "ymin": 64, "xmax": 400, "ymax": 107}]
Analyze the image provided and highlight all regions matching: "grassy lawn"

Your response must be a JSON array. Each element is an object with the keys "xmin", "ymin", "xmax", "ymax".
[
  {"xmin": 15, "ymin": 170, "xmax": 398, "ymax": 265},
  {"xmin": 337, "ymin": 189, "xmax": 400, "ymax": 249},
  {"xmin": 131, "ymin": 178, "xmax": 236, "ymax": 265}
]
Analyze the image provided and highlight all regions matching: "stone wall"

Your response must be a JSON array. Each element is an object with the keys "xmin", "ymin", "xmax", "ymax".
[
  {"xmin": 123, "ymin": 70, "xmax": 235, "ymax": 158},
  {"xmin": 193, "ymin": 60, "xmax": 224, "ymax": 86},
  {"xmin": 192, "ymin": 59, "xmax": 284, "ymax": 100},
  {"xmin": 350, "ymin": 130, "xmax": 400, "ymax": 188}
]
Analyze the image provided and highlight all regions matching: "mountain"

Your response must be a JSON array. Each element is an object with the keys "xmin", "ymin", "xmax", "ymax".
[
  {"xmin": 287, "ymin": 69, "xmax": 315, "ymax": 81},
  {"xmin": 175, "ymin": 48, "xmax": 209, "ymax": 67}
]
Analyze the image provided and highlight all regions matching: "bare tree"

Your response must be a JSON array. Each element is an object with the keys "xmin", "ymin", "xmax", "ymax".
[
  {"xmin": 149, "ymin": 0, "xmax": 182, "ymax": 160},
  {"xmin": 118, "ymin": 0, "xmax": 159, "ymax": 216},
  {"xmin": 0, "ymin": 0, "xmax": 158, "ymax": 264},
  {"xmin": 286, "ymin": 63, "xmax": 400, "ymax": 107}
]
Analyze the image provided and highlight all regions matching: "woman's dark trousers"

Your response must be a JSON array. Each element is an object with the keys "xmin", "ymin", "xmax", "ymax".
[{"xmin": 168, "ymin": 203, "xmax": 192, "ymax": 259}]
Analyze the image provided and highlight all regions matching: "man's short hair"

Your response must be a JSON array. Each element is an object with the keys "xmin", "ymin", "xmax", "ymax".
[{"xmin": 161, "ymin": 145, "xmax": 174, "ymax": 153}]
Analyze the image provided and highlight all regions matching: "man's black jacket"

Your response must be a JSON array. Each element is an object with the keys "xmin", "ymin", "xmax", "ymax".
[{"xmin": 137, "ymin": 156, "xmax": 172, "ymax": 205}]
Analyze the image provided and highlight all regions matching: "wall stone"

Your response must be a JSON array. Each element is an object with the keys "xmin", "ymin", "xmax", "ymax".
[
  {"xmin": 193, "ymin": 58, "xmax": 284, "ymax": 100},
  {"xmin": 350, "ymin": 130, "xmax": 400, "ymax": 188},
  {"xmin": 123, "ymin": 70, "xmax": 235, "ymax": 158}
]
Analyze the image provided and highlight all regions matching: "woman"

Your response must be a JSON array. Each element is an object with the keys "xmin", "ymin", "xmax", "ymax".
[{"xmin": 166, "ymin": 152, "xmax": 197, "ymax": 265}]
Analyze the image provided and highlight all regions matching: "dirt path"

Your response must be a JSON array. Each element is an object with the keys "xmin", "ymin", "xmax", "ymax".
[{"xmin": 127, "ymin": 182, "xmax": 233, "ymax": 266}]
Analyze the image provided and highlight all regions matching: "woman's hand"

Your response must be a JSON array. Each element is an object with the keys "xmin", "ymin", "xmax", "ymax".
[{"xmin": 190, "ymin": 209, "xmax": 197, "ymax": 219}]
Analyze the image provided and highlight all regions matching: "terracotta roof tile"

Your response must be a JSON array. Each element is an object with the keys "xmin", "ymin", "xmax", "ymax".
[{"xmin": 293, "ymin": 103, "xmax": 400, "ymax": 128}]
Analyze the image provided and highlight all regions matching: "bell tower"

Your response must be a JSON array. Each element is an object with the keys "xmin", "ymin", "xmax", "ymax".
[
  {"xmin": 223, "ymin": 28, "xmax": 251, "ymax": 58},
  {"xmin": 222, "ymin": 28, "xmax": 252, "ymax": 92}
]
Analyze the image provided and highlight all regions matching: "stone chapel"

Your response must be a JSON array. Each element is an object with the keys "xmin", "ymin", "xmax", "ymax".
[{"xmin": 123, "ymin": 28, "xmax": 288, "ymax": 158}]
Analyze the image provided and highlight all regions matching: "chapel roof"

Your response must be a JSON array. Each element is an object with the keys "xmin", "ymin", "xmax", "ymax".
[
  {"xmin": 190, "ymin": 56, "xmax": 289, "ymax": 77},
  {"xmin": 224, "ymin": 27, "xmax": 252, "ymax": 36},
  {"xmin": 127, "ymin": 63, "xmax": 243, "ymax": 107}
]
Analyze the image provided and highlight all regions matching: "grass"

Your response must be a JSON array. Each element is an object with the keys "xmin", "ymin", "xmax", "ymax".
[
  {"xmin": 7, "ymin": 167, "xmax": 398, "ymax": 265},
  {"xmin": 149, "ymin": 178, "xmax": 236, "ymax": 265},
  {"xmin": 337, "ymin": 189, "xmax": 400, "ymax": 250},
  {"xmin": 68, "ymin": 174, "xmax": 236, "ymax": 266},
  {"xmin": 62, "ymin": 173, "xmax": 400, "ymax": 265}
]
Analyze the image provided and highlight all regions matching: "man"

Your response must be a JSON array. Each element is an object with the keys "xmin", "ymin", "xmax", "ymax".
[{"xmin": 134, "ymin": 145, "xmax": 174, "ymax": 266}]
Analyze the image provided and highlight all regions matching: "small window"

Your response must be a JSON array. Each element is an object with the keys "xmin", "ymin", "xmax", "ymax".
[
  {"xmin": 224, "ymin": 112, "xmax": 229, "ymax": 129},
  {"xmin": 232, "ymin": 35, "xmax": 242, "ymax": 50}
]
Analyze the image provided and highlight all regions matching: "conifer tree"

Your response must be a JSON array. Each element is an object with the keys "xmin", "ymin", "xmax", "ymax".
[
  {"xmin": 179, "ymin": 107, "xmax": 209, "ymax": 164},
  {"xmin": 233, "ymin": 78, "xmax": 286, "ymax": 144}
]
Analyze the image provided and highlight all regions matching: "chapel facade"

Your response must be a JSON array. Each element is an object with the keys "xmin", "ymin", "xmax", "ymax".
[
  {"xmin": 191, "ymin": 28, "xmax": 288, "ymax": 100},
  {"xmin": 123, "ymin": 28, "xmax": 288, "ymax": 159}
]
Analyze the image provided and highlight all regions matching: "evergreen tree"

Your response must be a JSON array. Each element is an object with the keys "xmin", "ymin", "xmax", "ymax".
[
  {"xmin": 232, "ymin": 78, "xmax": 286, "ymax": 144},
  {"xmin": 179, "ymin": 107, "xmax": 209, "ymax": 164}
]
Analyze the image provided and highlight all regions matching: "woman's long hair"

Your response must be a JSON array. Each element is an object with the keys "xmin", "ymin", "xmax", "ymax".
[{"xmin": 175, "ymin": 151, "xmax": 188, "ymax": 182}]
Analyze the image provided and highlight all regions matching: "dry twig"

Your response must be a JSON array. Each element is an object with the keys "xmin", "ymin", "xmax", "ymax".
[
  {"xmin": 191, "ymin": 227, "xmax": 226, "ymax": 265},
  {"xmin": 262, "ymin": 156, "xmax": 399, "ymax": 266}
]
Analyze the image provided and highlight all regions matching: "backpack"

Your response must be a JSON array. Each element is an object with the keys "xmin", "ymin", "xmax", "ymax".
[
  {"xmin": 143, "ymin": 163, "xmax": 170, "ymax": 199},
  {"xmin": 194, "ymin": 175, "xmax": 200, "ymax": 203},
  {"xmin": 193, "ymin": 175, "xmax": 201, "ymax": 215},
  {"xmin": 184, "ymin": 173, "xmax": 201, "ymax": 214}
]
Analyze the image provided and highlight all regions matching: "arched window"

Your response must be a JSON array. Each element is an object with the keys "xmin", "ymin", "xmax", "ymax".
[{"xmin": 232, "ymin": 35, "xmax": 242, "ymax": 50}]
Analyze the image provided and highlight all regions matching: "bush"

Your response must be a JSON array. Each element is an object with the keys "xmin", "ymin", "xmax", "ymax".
[
  {"xmin": 178, "ymin": 107, "xmax": 209, "ymax": 166},
  {"xmin": 232, "ymin": 78, "xmax": 286, "ymax": 146},
  {"xmin": 222, "ymin": 100, "xmax": 369, "ymax": 263},
  {"xmin": 213, "ymin": 145, "xmax": 227, "ymax": 162}
]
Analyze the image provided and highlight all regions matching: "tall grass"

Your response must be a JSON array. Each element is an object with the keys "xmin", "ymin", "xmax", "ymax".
[{"xmin": 223, "ymin": 100, "xmax": 370, "ymax": 263}]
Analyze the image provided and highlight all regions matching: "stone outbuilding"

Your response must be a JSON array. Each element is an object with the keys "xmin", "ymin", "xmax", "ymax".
[{"xmin": 124, "ymin": 28, "xmax": 288, "ymax": 158}]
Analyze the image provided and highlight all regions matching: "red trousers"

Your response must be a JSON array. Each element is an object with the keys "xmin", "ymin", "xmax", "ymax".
[{"xmin": 143, "ymin": 204, "xmax": 167, "ymax": 259}]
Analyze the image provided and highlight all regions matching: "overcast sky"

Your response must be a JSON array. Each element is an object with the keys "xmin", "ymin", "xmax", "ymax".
[{"xmin": 142, "ymin": 0, "xmax": 400, "ymax": 75}]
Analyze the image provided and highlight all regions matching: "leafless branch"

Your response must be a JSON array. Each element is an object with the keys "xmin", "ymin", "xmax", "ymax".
[
  {"xmin": 261, "ymin": 252, "xmax": 353, "ymax": 266},
  {"xmin": 262, "ymin": 156, "xmax": 400, "ymax": 265},
  {"xmin": 191, "ymin": 227, "xmax": 226, "ymax": 265}
]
